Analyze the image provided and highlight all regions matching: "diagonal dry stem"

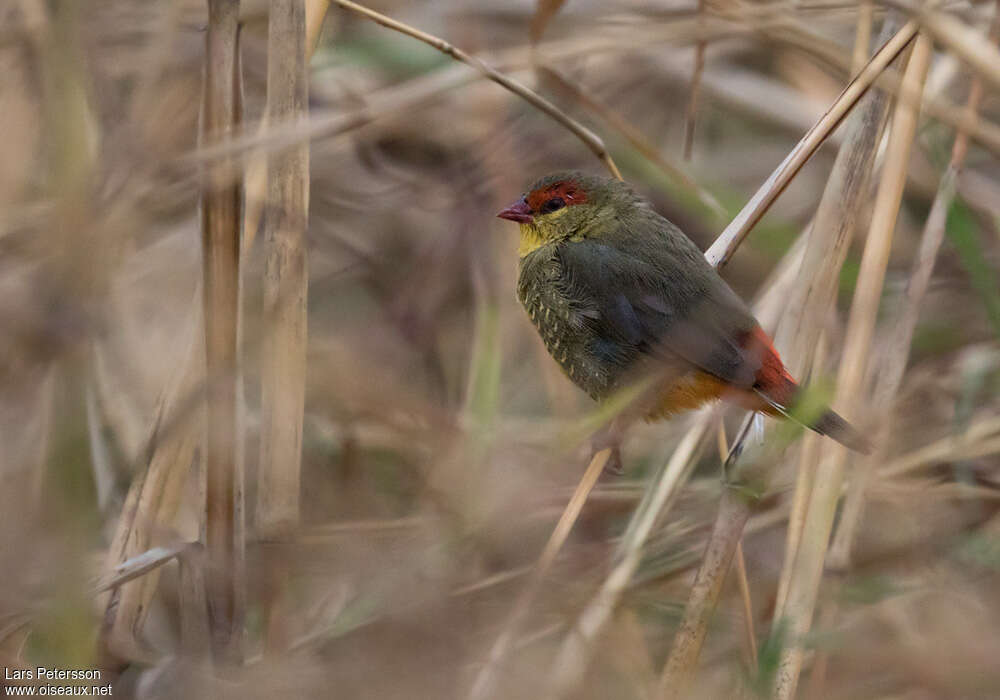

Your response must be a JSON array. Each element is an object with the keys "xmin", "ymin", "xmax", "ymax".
[
  {"xmin": 717, "ymin": 424, "xmax": 759, "ymax": 670},
  {"xmin": 548, "ymin": 413, "xmax": 712, "ymax": 699},
  {"xmin": 331, "ymin": 0, "xmax": 622, "ymax": 180},
  {"xmin": 543, "ymin": 218, "xmax": 808, "ymax": 698},
  {"xmin": 659, "ymin": 487, "xmax": 754, "ymax": 700},
  {"xmin": 704, "ymin": 18, "xmax": 918, "ymax": 267},
  {"xmin": 650, "ymin": 15, "xmax": 905, "ymax": 694},
  {"xmin": 535, "ymin": 65, "xmax": 725, "ymax": 217},
  {"xmin": 901, "ymin": 1, "xmax": 1000, "ymax": 90},
  {"xmin": 466, "ymin": 449, "xmax": 610, "ymax": 700},
  {"xmin": 98, "ymin": 307, "xmax": 205, "ymax": 666}
]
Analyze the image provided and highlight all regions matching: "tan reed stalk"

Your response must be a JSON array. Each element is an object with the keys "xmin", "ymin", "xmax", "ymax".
[
  {"xmin": 713, "ymin": 419, "xmax": 760, "ymax": 669},
  {"xmin": 773, "ymin": 332, "xmax": 826, "ymax": 616},
  {"xmin": 201, "ymin": 0, "xmax": 244, "ymax": 664},
  {"xmin": 734, "ymin": 540, "xmax": 758, "ymax": 667},
  {"xmin": 722, "ymin": 425, "xmax": 760, "ymax": 670},
  {"xmin": 254, "ymin": 0, "xmax": 309, "ymax": 653},
  {"xmin": 243, "ymin": 0, "xmax": 329, "ymax": 252},
  {"xmin": 770, "ymin": 31, "xmax": 934, "ymax": 700},
  {"xmin": 771, "ymin": 11, "xmax": 901, "ymax": 617},
  {"xmin": 257, "ymin": 0, "xmax": 309, "ymax": 540},
  {"xmin": 178, "ymin": 545, "xmax": 212, "ymax": 656},
  {"xmin": 659, "ymin": 485, "xmax": 755, "ymax": 699}
]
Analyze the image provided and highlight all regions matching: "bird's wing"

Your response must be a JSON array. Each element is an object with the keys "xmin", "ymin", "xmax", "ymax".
[{"xmin": 555, "ymin": 237, "xmax": 764, "ymax": 389}]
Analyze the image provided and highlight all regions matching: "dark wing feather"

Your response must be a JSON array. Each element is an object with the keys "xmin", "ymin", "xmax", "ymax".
[{"xmin": 555, "ymin": 235, "xmax": 763, "ymax": 389}]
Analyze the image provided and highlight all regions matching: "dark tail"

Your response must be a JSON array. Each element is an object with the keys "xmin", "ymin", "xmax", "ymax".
[
  {"xmin": 810, "ymin": 408, "xmax": 872, "ymax": 455},
  {"xmin": 747, "ymin": 329, "xmax": 872, "ymax": 454},
  {"xmin": 753, "ymin": 386, "xmax": 872, "ymax": 455}
]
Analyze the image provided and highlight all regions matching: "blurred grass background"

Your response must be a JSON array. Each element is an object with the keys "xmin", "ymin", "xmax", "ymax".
[{"xmin": 1, "ymin": 0, "xmax": 1000, "ymax": 698}]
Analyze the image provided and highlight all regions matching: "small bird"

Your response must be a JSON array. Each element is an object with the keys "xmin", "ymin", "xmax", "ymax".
[{"xmin": 497, "ymin": 170, "xmax": 869, "ymax": 456}]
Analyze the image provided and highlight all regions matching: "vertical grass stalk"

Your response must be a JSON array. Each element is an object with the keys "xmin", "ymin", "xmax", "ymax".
[
  {"xmin": 257, "ymin": 0, "xmax": 309, "ymax": 538},
  {"xmin": 827, "ymin": 0, "xmax": 1000, "ymax": 573},
  {"xmin": 770, "ymin": 32, "xmax": 934, "ymax": 700},
  {"xmin": 201, "ymin": 0, "xmax": 244, "ymax": 664}
]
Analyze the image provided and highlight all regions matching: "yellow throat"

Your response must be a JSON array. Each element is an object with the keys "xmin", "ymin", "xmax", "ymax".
[{"xmin": 517, "ymin": 207, "xmax": 572, "ymax": 258}]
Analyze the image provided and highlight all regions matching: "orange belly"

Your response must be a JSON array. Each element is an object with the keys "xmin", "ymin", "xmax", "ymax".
[
  {"xmin": 644, "ymin": 370, "xmax": 780, "ymax": 420},
  {"xmin": 645, "ymin": 371, "xmax": 729, "ymax": 420}
]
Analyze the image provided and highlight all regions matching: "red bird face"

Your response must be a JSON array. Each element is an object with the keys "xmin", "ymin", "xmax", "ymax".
[{"xmin": 497, "ymin": 179, "xmax": 588, "ymax": 224}]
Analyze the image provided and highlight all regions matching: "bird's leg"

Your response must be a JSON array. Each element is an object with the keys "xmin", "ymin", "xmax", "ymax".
[
  {"xmin": 591, "ymin": 417, "xmax": 626, "ymax": 475},
  {"xmin": 722, "ymin": 412, "xmax": 756, "ymax": 485}
]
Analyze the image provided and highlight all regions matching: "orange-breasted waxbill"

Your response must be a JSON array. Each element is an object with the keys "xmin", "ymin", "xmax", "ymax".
[{"xmin": 497, "ymin": 170, "xmax": 869, "ymax": 454}]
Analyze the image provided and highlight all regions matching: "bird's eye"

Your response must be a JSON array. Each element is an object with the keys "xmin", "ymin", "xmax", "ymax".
[{"xmin": 540, "ymin": 197, "xmax": 566, "ymax": 214}]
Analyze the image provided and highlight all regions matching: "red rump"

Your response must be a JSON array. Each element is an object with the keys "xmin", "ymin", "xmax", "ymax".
[
  {"xmin": 747, "ymin": 326, "xmax": 797, "ymax": 407},
  {"xmin": 526, "ymin": 181, "xmax": 588, "ymax": 211}
]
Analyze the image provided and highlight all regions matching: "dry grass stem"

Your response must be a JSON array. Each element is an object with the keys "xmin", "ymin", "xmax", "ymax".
[
  {"xmin": 331, "ymin": 0, "xmax": 623, "ymax": 180},
  {"xmin": 658, "ymin": 487, "xmax": 754, "ymax": 699},
  {"xmin": 201, "ymin": 0, "xmax": 244, "ymax": 664},
  {"xmin": 827, "ymin": 1, "xmax": 1000, "ymax": 571},
  {"xmin": 771, "ymin": 32, "xmax": 934, "ymax": 700},
  {"xmin": 94, "ymin": 543, "xmax": 189, "ymax": 593},
  {"xmin": 852, "ymin": 1, "xmax": 874, "ymax": 74},
  {"xmin": 100, "ymin": 309, "xmax": 206, "ymax": 665},
  {"xmin": 771, "ymin": 13, "xmax": 900, "ymax": 614},
  {"xmin": 529, "ymin": 0, "xmax": 567, "ymax": 44},
  {"xmin": 243, "ymin": 0, "xmax": 329, "ymax": 253},
  {"xmin": 257, "ymin": 0, "xmax": 310, "ymax": 539},
  {"xmin": 704, "ymin": 18, "xmax": 918, "ymax": 268},
  {"xmin": 254, "ymin": 0, "xmax": 311, "ymax": 654},
  {"xmin": 548, "ymin": 412, "xmax": 712, "ymax": 699},
  {"xmin": 909, "ymin": 2, "xmax": 1000, "ymax": 91},
  {"xmin": 715, "ymin": 415, "xmax": 757, "ymax": 668},
  {"xmin": 882, "ymin": 417, "xmax": 1000, "ymax": 478},
  {"xmin": 536, "ymin": 65, "xmax": 725, "ymax": 217},
  {"xmin": 683, "ymin": 0, "xmax": 708, "ymax": 161},
  {"xmin": 466, "ymin": 448, "xmax": 610, "ymax": 700},
  {"xmin": 178, "ymin": 544, "xmax": 212, "ymax": 656},
  {"xmin": 734, "ymin": 540, "xmax": 758, "ymax": 667}
]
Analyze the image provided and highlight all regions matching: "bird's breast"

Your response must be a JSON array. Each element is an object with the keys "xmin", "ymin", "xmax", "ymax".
[{"xmin": 517, "ymin": 262, "xmax": 610, "ymax": 398}]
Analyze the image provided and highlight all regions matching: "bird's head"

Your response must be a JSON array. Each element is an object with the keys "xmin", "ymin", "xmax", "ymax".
[{"xmin": 497, "ymin": 170, "xmax": 638, "ymax": 257}]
